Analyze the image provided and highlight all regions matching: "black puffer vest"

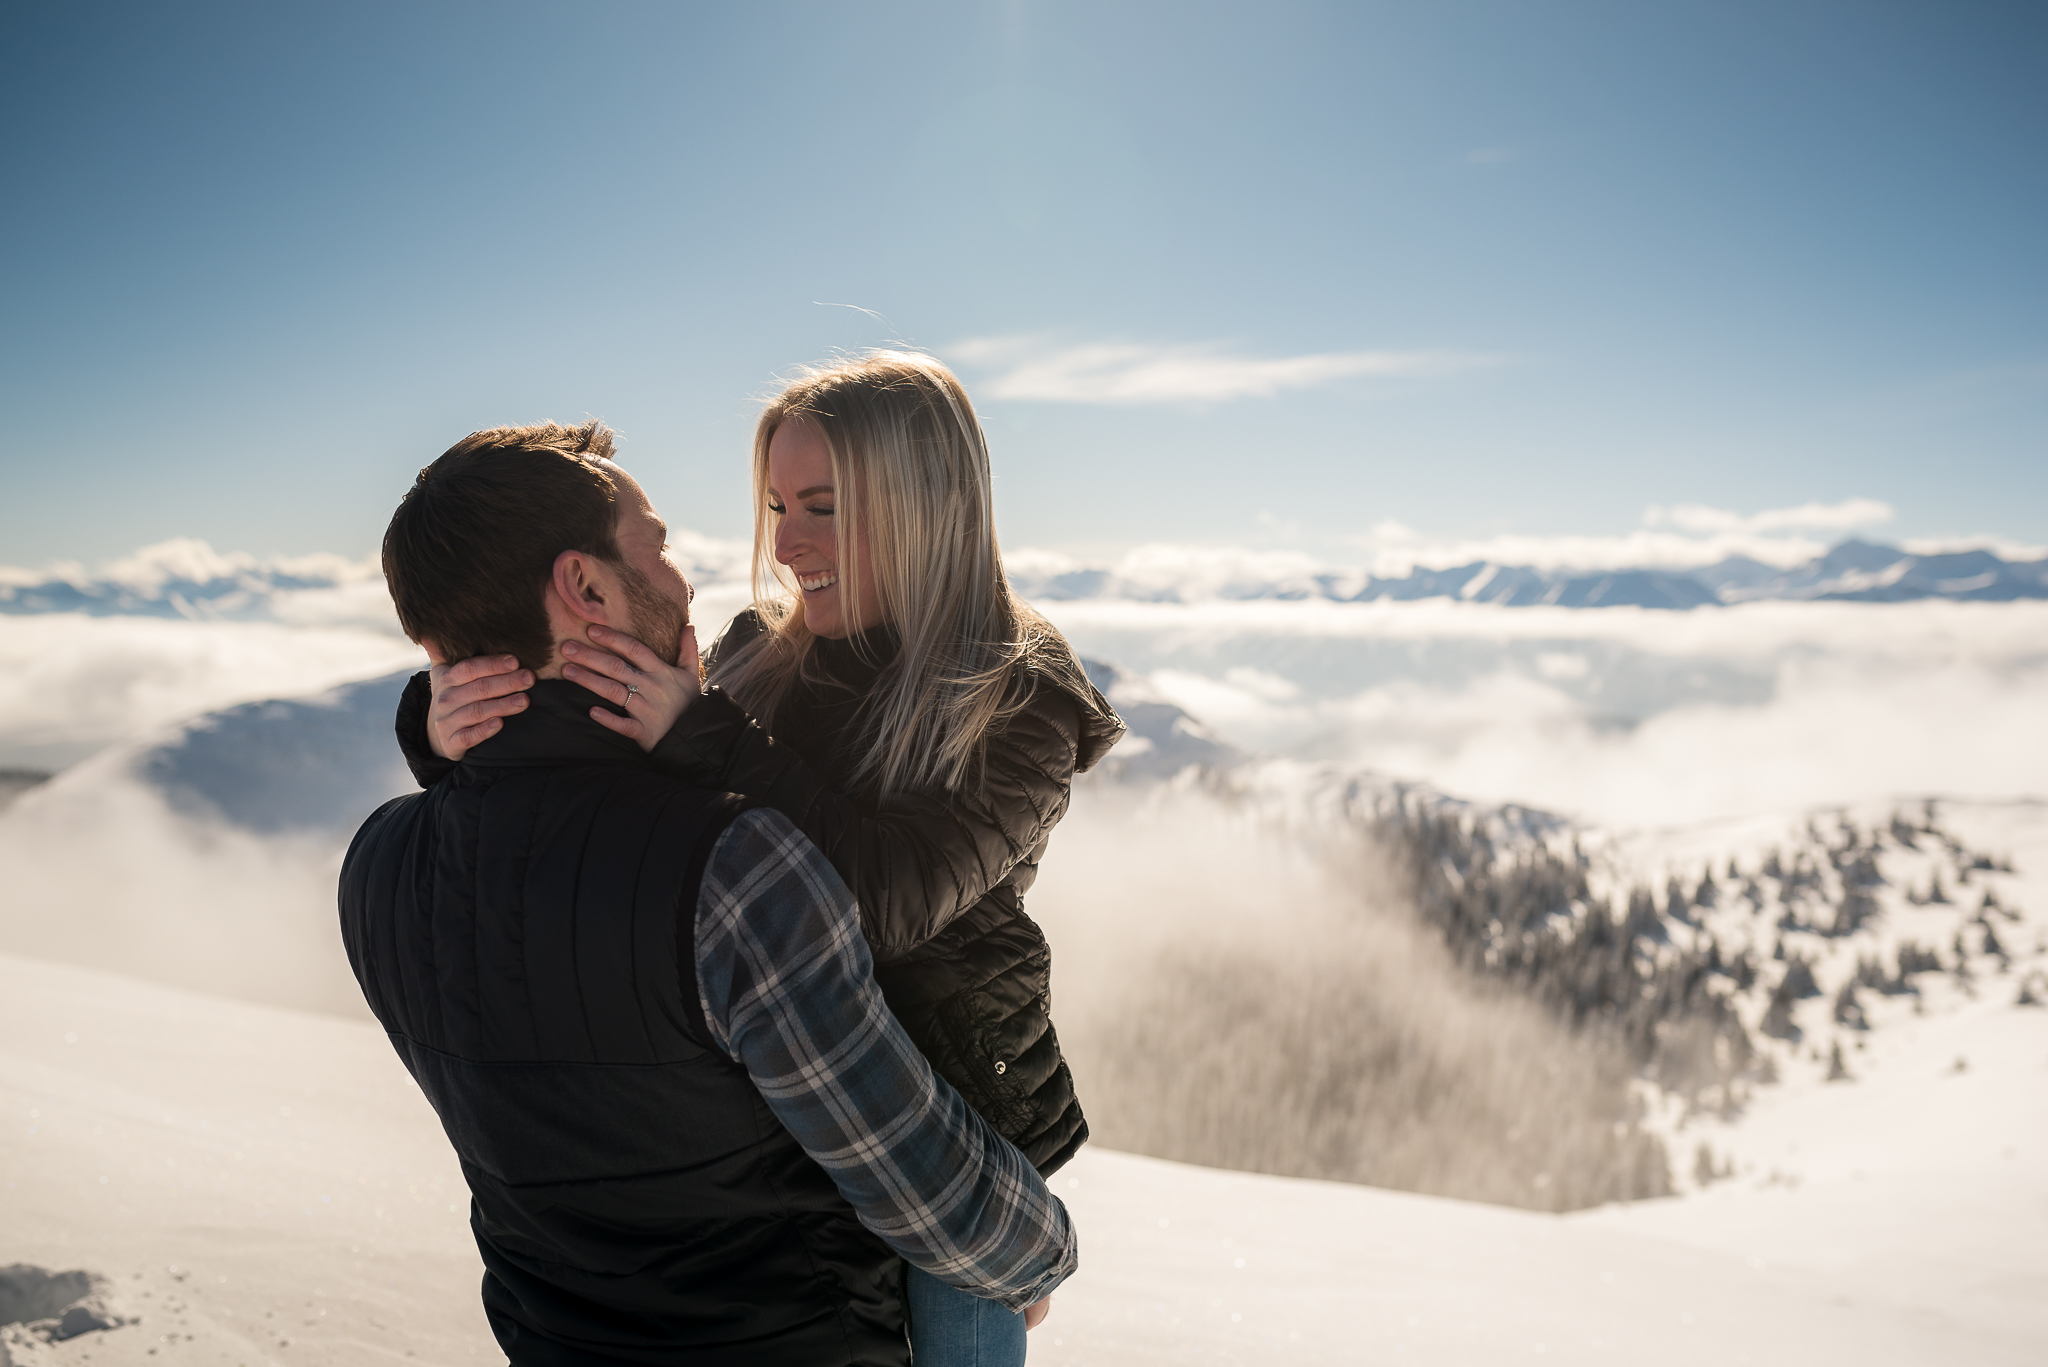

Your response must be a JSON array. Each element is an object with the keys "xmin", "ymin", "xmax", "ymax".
[{"xmin": 344, "ymin": 683, "xmax": 907, "ymax": 1367}]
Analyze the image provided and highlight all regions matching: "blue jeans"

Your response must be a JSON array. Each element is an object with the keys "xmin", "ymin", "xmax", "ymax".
[{"xmin": 906, "ymin": 1264, "xmax": 1027, "ymax": 1366}]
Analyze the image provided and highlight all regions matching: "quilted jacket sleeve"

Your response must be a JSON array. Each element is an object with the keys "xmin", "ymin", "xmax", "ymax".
[
  {"xmin": 651, "ymin": 618, "xmax": 1093, "ymax": 961},
  {"xmin": 395, "ymin": 670, "xmax": 458, "ymax": 790}
]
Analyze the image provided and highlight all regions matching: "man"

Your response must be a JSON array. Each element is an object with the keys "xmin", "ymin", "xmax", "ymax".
[{"xmin": 340, "ymin": 420, "xmax": 1074, "ymax": 1366}]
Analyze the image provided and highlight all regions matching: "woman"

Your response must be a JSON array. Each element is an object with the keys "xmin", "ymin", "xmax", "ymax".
[{"xmin": 397, "ymin": 351, "xmax": 1122, "ymax": 1365}]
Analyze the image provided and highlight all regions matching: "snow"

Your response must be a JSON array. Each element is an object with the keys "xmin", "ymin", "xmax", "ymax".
[
  {"xmin": 4, "ymin": 576, "xmax": 2047, "ymax": 1364},
  {"xmin": 5, "ymin": 947, "xmax": 2042, "ymax": 1366},
  {"xmin": 0, "ymin": 955, "xmax": 490, "ymax": 1366}
]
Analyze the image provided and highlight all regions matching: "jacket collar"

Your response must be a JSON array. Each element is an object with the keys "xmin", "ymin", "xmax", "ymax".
[
  {"xmin": 460, "ymin": 680, "xmax": 646, "ymax": 770},
  {"xmin": 810, "ymin": 625, "xmax": 900, "ymax": 691}
]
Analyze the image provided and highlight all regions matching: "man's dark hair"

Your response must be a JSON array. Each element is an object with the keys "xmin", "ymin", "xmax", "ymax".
[{"xmin": 383, "ymin": 420, "xmax": 623, "ymax": 670}]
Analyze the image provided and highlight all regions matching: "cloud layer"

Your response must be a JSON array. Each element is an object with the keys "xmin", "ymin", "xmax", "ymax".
[
  {"xmin": 0, "ymin": 614, "xmax": 424, "ymax": 769},
  {"xmin": 1644, "ymin": 498, "xmax": 1895, "ymax": 535},
  {"xmin": 1041, "ymin": 597, "xmax": 2048, "ymax": 827},
  {"xmin": 9, "ymin": 536, "xmax": 2045, "ymax": 835},
  {"xmin": 949, "ymin": 336, "xmax": 1493, "ymax": 404}
]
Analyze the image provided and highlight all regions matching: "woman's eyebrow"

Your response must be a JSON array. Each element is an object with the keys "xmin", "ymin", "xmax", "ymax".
[{"xmin": 794, "ymin": 485, "xmax": 834, "ymax": 499}]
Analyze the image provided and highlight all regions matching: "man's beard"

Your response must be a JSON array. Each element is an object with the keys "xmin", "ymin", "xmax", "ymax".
[{"xmin": 618, "ymin": 563, "xmax": 689, "ymax": 667}]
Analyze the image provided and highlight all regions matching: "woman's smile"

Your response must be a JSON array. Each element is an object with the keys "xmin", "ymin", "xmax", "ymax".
[{"xmin": 766, "ymin": 415, "xmax": 881, "ymax": 638}]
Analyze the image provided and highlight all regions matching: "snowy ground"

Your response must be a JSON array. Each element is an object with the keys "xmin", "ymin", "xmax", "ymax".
[
  {"xmin": 3, "ymin": 598, "xmax": 2044, "ymax": 1364},
  {"xmin": 5, "ymin": 949, "xmax": 2042, "ymax": 1366}
]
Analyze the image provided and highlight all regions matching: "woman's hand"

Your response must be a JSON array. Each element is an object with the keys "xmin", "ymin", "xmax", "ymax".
[
  {"xmin": 428, "ymin": 655, "xmax": 534, "ymax": 760},
  {"xmin": 560, "ymin": 623, "xmax": 703, "ymax": 752},
  {"xmin": 1023, "ymin": 1296, "xmax": 1052, "ymax": 1331}
]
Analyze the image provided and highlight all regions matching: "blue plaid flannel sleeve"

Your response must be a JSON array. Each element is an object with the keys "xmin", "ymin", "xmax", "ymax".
[{"xmin": 694, "ymin": 807, "xmax": 1078, "ymax": 1312}]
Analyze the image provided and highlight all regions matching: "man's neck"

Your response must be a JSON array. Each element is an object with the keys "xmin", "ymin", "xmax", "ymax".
[{"xmin": 532, "ymin": 633, "xmax": 577, "ymax": 681}]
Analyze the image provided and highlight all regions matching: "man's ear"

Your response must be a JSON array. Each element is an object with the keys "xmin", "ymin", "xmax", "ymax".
[
  {"xmin": 418, "ymin": 637, "xmax": 448, "ymax": 666},
  {"xmin": 549, "ymin": 549, "xmax": 619, "ymax": 626}
]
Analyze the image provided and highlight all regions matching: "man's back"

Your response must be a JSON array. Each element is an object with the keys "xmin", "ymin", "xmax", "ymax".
[{"xmin": 340, "ymin": 688, "xmax": 907, "ymax": 1365}]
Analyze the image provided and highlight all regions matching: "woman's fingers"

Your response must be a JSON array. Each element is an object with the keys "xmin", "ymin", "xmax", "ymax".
[
  {"xmin": 447, "ymin": 715, "xmax": 506, "ymax": 752},
  {"xmin": 445, "ymin": 664, "xmax": 533, "ymax": 700},
  {"xmin": 558, "ymin": 639, "xmax": 637, "ymax": 685},
  {"xmin": 681, "ymin": 625, "xmax": 702, "ymax": 686},
  {"xmin": 451, "ymin": 653, "xmax": 521, "ymax": 685},
  {"xmin": 559, "ymin": 662, "xmax": 634, "ymax": 706},
  {"xmin": 435, "ymin": 654, "xmax": 522, "ymax": 691},
  {"xmin": 585, "ymin": 624, "xmax": 667, "ymax": 673},
  {"xmin": 450, "ymin": 691, "xmax": 529, "ymax": 729},
  {"xmin": 588, "ymin": 706, "xmax": 646, "ymax": 745}
]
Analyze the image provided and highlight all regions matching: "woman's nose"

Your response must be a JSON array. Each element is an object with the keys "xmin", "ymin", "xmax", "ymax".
[{"xmin": 773, "ymin": 515, "xmax": 801, "ymax": 565}]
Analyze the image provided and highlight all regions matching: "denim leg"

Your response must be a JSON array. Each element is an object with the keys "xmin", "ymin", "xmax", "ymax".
[{"xmin": 905, "ymin": 1263, "xmax": 1028, "ymax": 1367}]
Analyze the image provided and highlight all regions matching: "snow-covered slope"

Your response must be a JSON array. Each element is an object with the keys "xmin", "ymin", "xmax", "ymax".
[
  {"xmin": 0, "ymin": 672, "xmax": 417, "ymax": 1016},
  {"xmin": 3, "ymin": 951, "xmax": 2041, "ymax": 1366}
]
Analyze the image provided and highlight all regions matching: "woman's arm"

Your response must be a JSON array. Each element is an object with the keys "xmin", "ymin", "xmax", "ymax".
[{"xmin": 534, "ymin": 608, "xmax": 1096, "ymax": 958}]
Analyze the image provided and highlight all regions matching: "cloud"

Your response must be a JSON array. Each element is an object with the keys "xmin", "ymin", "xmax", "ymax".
[
  {"xmin": 1901, "ymin": 535, "xmax": 2048, "ymax": 561},
  {"xmin": 93, "ymin": 537, "xmax": 382, "ymax": 595},
  {"xmin": 0, "ymin": 761, "xmax": 372, "ymax": 1015},
  {"xmin": 0, "ymin": 614, "xmax": 424, "ymax": 769},
  {"xmin": 1036, "ymin": 596, "xmax": 2048, "ymax": 827},
  {"xmin": 1349, "ymin": 498, "xmax": 1910, "ymax": 576},
  {"xmin": 949, "ymin": 336, "xmax": 1496, "ymax": 405},
  {"xmin": 1643, "ymin": 498, "xmax": 1895, "ymax": 535},
  {"xmin": 1350, "ymin": 521, "xmax": 1834, "ymax": 575}
]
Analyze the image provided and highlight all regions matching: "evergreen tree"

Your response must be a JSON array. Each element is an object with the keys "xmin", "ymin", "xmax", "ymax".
[
  {"xmin": 1894, "ymin": 940, "xmax": 1942, "ymax": 978},
  {"xmin": 1980, "ymin": 920, "xmax": 2006, "ymax": 959},
  {"xmin": 1779, "ymin": 955, "xmax": 1820, "ymax": 999},
  {"xmin": 1826, "ymin": 1040, "xmax": 1852, "ymax": 1082}
]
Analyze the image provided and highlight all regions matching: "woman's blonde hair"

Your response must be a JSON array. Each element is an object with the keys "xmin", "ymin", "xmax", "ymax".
[{"xmin": 712, "ymin": 350, "xmax": 1094, "ymax": 798}]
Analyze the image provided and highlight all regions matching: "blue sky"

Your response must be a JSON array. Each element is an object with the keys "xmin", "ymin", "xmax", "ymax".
[{"xmin": 3, "ymin": 0, "xmax": 2043, "ymax": 568}]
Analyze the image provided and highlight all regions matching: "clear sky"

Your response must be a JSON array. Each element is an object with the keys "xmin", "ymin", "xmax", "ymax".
[{"xmin": 3, "ymin": 0, "xmax": 2043, "ymax": 568}]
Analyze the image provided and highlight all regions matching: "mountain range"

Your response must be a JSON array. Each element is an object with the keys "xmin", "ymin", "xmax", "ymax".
[
  {"xmin": 4, "ymin": 537, "xmax": 2045, "ymax": 619},
  {"xmin": 1011, "ymin": 539, "xmax": 2048, "ymax": 609}
]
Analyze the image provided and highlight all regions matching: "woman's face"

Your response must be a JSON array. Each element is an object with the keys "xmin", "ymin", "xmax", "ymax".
[{"xmin": 766, "ymin": 418, "xmax": 883, "ymax": 639}]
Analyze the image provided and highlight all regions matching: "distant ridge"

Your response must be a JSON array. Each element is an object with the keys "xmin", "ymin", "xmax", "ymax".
[
  {"xmin": 1011, "ymin": 538, "xmax": 2048, "ymax": 609},
  {"xmin": 4, "ymin": 535, "xmax": 2044, "ymax": 618}
]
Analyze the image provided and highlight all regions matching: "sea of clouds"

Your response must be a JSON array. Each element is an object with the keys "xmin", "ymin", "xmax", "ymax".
[
  {"xmin": 1039, "ymin": 595, "xmax": 2048, "ymax": 827},
  {"xmin": 5, "ymin": 532, "xmax": 2045, "ymax": 829},
  {"xmin": 3, "ymin": 532, "xmax": 2043, "ymax": 1208}
]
